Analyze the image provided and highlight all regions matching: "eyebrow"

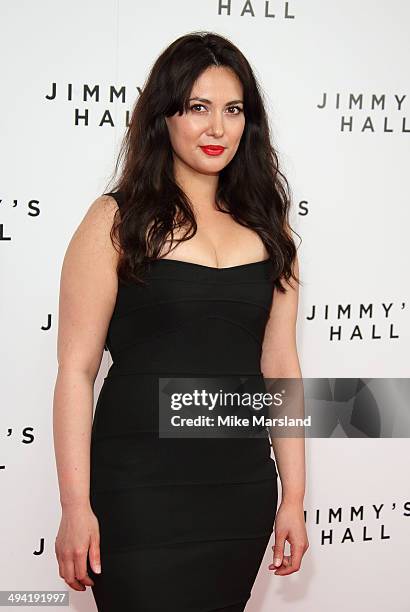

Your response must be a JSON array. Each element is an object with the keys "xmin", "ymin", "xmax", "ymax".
[{"xmin": 188, "ymin": 97, "xmax": 244, "ymax": 105}]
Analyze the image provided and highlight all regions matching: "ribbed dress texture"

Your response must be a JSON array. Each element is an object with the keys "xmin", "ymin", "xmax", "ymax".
[{"xmin": 87, "ymin": 191, "xmax": 279, "ymax": 611}]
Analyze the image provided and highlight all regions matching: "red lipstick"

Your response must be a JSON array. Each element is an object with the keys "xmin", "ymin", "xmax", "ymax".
[{"xmin": 200, "ymin": 145, "xmax": 225, "ymax": 156}]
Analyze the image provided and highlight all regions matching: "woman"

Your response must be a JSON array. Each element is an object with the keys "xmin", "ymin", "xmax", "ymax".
[{"xmin": 53, "ymin": 31, "xmax": 308, "ymax": 611}]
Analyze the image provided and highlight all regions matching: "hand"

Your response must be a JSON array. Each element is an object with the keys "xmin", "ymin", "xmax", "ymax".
[
  {"xmin": 55, "ymin": 502, "xmax": 101, "ymax": 591},
  {"xmin": 268, "ymin": 499, "xmax": 309, "ymax": 575}
]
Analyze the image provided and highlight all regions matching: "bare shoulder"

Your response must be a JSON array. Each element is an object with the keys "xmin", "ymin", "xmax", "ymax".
[
  {"xmin": 68, "ymin": 193, "xmax": 119, "ymax": 248},
  {"xmin": 57, "ymin": 194, "xmax": 121, "ymax": 377},
  {"xmin": 60, "ymin": 194, "xmax": 120, "ymax": 292}
]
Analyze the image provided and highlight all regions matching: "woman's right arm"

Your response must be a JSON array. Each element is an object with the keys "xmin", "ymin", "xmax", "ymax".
[{"xmin": 53, "ymin": 194, "xmax": 119, "ymax": 591}]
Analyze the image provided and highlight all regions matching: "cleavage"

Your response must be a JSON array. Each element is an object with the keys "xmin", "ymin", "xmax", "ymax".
[{"xmin": 157, "ymin": 214, "xmax": 268, "ymax": 268}]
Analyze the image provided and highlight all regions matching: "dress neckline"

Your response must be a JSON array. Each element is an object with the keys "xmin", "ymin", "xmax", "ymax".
[{"xmin": 151, "ymin": 257, "xmax": 270, "ymax": 271}]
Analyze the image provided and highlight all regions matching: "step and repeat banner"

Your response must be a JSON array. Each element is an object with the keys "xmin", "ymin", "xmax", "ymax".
[{"xmin": 1, "ymin": 1, "xmax": 409, "ymax": 611}]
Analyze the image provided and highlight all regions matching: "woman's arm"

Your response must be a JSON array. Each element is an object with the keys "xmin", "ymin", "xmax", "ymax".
[
  {"xmin": 261, "ymin": 254, "xmax": 305, "ymax": 503},
  {"xmin": 53, "ymin": 194, "xmax": 119, "ymax": 589},
  {"xmin": 260, "ymin": 254, "xmax": 309, "ymax": 575}
]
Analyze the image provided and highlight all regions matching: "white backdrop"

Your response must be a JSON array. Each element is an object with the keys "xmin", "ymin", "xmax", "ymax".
[{"xmin": 1, "ymin": 1, "xmax": 409, "ymax": 610}]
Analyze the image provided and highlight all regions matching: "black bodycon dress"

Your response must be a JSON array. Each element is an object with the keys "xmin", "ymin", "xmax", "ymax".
[{"xmin": 87, "ymin": 191, "xmax": 279, "ymax": 611}]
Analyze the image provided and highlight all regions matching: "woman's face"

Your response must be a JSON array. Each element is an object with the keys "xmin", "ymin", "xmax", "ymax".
[{"xmin": 165, "ymin": 66, "xmax": 245, "ymax": 175}]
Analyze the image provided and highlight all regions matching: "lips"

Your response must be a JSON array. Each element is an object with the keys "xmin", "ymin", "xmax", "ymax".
[{"xmin": 200, "ymin": 145, "xmax": 225, "ymax": 156}]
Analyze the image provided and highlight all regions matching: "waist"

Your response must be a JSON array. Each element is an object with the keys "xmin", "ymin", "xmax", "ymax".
[
  {"xmin": 93, "ymin": 371, "xmax": 270, "ymax": 439},
  {"xmin": 105, "ymin": 366, "xmax": 265, "ymax": 378}
]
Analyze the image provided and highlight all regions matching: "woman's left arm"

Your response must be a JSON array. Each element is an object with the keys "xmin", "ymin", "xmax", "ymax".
[{"xmin": 260, "ymin": 254, "xmax": 309, "ymax": 575}]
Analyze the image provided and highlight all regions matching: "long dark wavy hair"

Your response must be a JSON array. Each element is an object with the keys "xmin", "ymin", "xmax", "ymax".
[{"xmin": 103, "ymin": 30, "xmax": 301, "ymax": 293}]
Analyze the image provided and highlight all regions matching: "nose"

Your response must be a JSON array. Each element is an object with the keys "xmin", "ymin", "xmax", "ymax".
[{"xmin": 206, "ymin": 112, "xmax": 224, "ymax": 137}]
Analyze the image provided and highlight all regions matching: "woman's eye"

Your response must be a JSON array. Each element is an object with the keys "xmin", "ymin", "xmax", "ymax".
[
  {"xmin": 227, "ymin": 106, "xmax": 243, "ymax": 115},
  {"xmin": 190, "ymin": 104, "xmax": 206, "ymax": 112},
  {"xmin": 189, "ymin": 104, "xmax": 243, "ymax": 115}
]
